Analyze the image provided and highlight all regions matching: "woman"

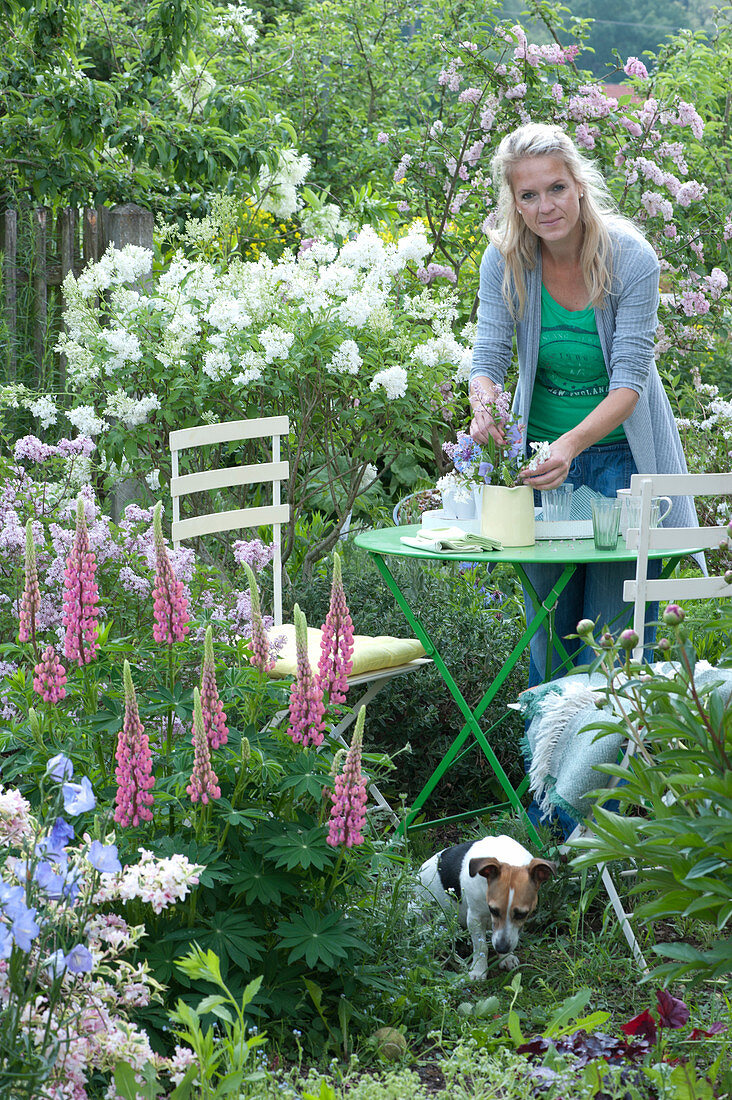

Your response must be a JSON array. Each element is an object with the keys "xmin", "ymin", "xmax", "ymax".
[{"xmin": 469, "ymin": 122, "xmax": 693, "ymax": 685}]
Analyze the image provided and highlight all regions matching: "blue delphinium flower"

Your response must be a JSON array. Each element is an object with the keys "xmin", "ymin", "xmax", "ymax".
[
  {"xmin": 65, "ymin": 944, "xmax": 93, "ymax": 973},
  {"xmin": 62, "ymin": 776, "xmax": 95, "ymax": 816},
  {"xmin": 45, "ymin": 817, "xmax": 75, "ymax": 856},
  {"xmin": 44, "ymin": 948, "xmax": 67, "ymax": 978},
  {"xmin": 46, "ymin": 754, "xmax": 74, "ymax": 781},
  {"xmin": 34, "ymin": 862, "xmax": 66, "ymax": 900},
  {"xmin": 88, "ymin": 840, "xmax": 122, "ymax": 875},
  {"xmin": 0, "ymin": 926, "xmax": 12, "ymax": 959},
  {"xmin": 12, "ymin": 906, "xmax": 40, "ymax": 952}
]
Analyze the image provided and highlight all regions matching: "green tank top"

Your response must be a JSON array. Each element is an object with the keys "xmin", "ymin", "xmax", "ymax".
[{"xmin": 527, "ymin": 285, "xmax": 626, "ymax": 446}]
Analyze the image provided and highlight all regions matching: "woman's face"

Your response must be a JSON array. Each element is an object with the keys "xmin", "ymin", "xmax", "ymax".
[{"xmin": 511, "ymin": 155, "xmax": 583, "ymax": 249}]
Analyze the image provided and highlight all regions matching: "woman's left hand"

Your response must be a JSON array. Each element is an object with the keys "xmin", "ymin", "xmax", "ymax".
[{"xmin": 519, "ymin": 439, "xmax": 574, "ymax": 490}]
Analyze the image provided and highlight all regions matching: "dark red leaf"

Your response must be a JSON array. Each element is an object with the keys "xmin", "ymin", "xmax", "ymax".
[
  {"xmin": 689, "ymin": 1022, "xmax": 727, "ymax": 1040},
  {"xmin": 621, "ymin": 1009, "xmax": 658, "ymax": 1044},
  {"xmin": 656, "ymin": 989, "xmax": 690, "ymax": 1029}
]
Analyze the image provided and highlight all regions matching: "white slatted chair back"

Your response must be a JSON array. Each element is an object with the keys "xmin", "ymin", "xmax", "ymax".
[
  {"xmin": 623, "ymin": 471, "xmax": 732, "ymax": 660},
  {"xmin": 170, "ymin": 416, "xmax": 290, "ymax": 625}
]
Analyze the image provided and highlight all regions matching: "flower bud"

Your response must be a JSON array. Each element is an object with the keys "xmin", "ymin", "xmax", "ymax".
[
  {"xmin": 662, "ymin": 603, "xmax": 685, "ymax": 626},
  {"xmin": 576, "ymin": 618, "xmax": 595, "ymax": 638},
  {"xmin": 656, "ymin": 637, "xmax": 671, "ymax": 652},
  {"xmin": 241, "ymin": 736, "xmax": 251, "ymax": 766},
  {"xmin": 599, "ymin": 632, "xmax": 615, "ymax": 649},
  {"xmin": 28, "ymin": 707, "xmax": 42, "ymax": 744},
  {"xmin": 725, "ymin": 570, "xmax": 732, "ymax": 585},
  {"xmin": 719, "ymin": 540, "xmax": 728, "ymax": 553},
  {"xmin": 619, "ymin": 628, "xmax": 639, "ymax": 651}
]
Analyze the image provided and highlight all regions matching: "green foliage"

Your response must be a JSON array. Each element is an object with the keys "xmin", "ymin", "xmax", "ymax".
[
  {"xmin": 0, "ymin": 0, "xmax": 293, "ymax": 209},
  {"xmin": 570, "ymin": 608, "xmax": 732, "ymax": 986}
]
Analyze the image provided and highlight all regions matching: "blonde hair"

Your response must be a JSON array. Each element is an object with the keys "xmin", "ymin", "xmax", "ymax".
[{"xmin": 490, "ymin": 123, "xmax": 632, "ymax": 317}]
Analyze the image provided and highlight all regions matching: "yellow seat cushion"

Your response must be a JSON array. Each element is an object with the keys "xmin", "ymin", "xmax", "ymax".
[{"xmin": 267, "ymin": 624, "xmax": 426, "ymax": 679}]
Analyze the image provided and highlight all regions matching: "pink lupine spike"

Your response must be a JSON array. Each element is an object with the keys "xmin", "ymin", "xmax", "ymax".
[
  {"xmin": 152, "ymin": 501, "xmax": 190, "ymax": 645},
  {"xmin": 200, "ymin": 626, "xmax": 228, "ymax": 749},
  {"xmin": 187, "ymin": 686, "xmax": 221, "ymax": 804},
  {"xmin": 327, "ymin": 707, "xmax": 368, "ymax": 848},
  {"xmin": 243, "ymin": 563, "xmax": 275, "ymax": 673},
  {"xmin": 33, "ymin": 645, "xmax": 67, "ymax": 704},
  {"xmin": 63, "ymin": 496, "xmax": 101, "ymax": 666},
  {"xmin": 19, "ymin": 519, "xmax": 41, "ymax": 646},
  {"xmin": 114, "ymin": 661, "xmax": 155, "ymax": 827},
  {"xmin": 317, "ymin": 551, "xmax": 354, "ymax": 705},
  {"xmin": 286, "ymin": 605, "xmax": 325, "ymax": 748}
]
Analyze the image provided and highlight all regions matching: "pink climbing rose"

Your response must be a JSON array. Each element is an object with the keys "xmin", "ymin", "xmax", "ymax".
[
  {"xmin": 18, "ymin": 519, "xmax": 41, "ymax": 646},
  {"xmin": 152, "ymin": 501, "xmax": 190, "ymax": 645},
  {"xmin": 243, "ymin": 563, "xmax": 275, "ymax": 673},
  {"xmin": 200, "ymin": 626, "xmax": 229, "ymax": 749},
  {"xmin": 114, "ymin": 661, "xmax": 155, "ymax": 826},
  {"xmin": 327, "ymin": 706, "xmax": 368, "ymax": 848},
  {"xmin": 187, "ymin": 686, "xmax": 221, "ymax": 804},
  {"xmin": 63, "ymin": 497, "xmax": 101, "ymax": 666},
  {"xmin": 317, "ymin": 551, "xmax": 354, "ymax": 705},
  {"xmin": 286, "ymin": 604, "xmax": 325, "ymax": 747},
  {"xmin": 33, "ymin": 645, "xmax": 67, "ymax": 704}
]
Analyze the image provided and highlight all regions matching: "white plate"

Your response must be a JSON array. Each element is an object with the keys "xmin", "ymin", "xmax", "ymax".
[
  {"xmin": 535, "ymin": 519, "xmax": 594, "ymax": 540},
  {"xmin": 421, "ymin": 510, "xmax": 480, "ymax": 534}
]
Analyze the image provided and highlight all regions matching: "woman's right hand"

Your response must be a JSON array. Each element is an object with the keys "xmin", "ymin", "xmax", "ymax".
[
  {"xmin": 469, "ymin": 408, "xmax": 506, "ymax": 447},
  {"xmin": 468, "ymin": 381, "xmax": 507, "ymax": 447}
]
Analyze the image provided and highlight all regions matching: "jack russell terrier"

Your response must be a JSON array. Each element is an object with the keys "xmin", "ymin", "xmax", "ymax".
[{"xmin": 416, "ymin": 835, "xmax": 556, "ymax": 977}]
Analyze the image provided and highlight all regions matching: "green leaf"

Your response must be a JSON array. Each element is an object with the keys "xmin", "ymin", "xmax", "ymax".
[
  {"xmin": 230, "ymin": 852, "xmax": 298, "ymax": 906},
  {"xmin": 276, "ymin": 907, "xmax": 368, "ymax": 968},
  {"xmin": 192, "ymin": 912, "xmax": 266, "ymax": 971},
  {"xmin": 543, "ymin": 988, "xmax": 593, "ymax": 1038},
  {"xmin": 264, "ymin": 825, "xmax": 334, "ymax": 872}
]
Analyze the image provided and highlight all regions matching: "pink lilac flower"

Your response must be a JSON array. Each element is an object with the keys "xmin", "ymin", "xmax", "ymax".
[
  {"xmin": 624, "ymin": 56, "xmax": 649, "ymax": 79},
  {"xmin": 33, "ymin": 645, "xmax": 67, "ymax": 704},
  {"xmin": 458, "ymin": 86, "xmax": 483, "ymax": 105},
  {"xmin": 187, "ymin": 686, "xmax": 221, "ymax": 804},
  {"xmin": 18, "ymin": 519, "xmax": 40, "ymax": 645},
  {"xmin": 244, "ymin": 563, "xmax": 275, "ymax": 673},
  {"xmin": 114, "ymin": 661, "xmax": 155, "ymax": 827},
  {"xmin": 63, "ymin": 496, "xmax": 101, "ymax": 666},
  {"xmin": 286, "ymin": 605, "xmax": 325, "ymax": 747},
  {"xmin": 317, "ymin": 552, "xmax": 354, "ymax": 705},
  {"xmin": 151, "ymin": 501, "xmax": 190, "ymax": 645},
  {"xmin": 13, "ymin": 435, "xmax": 56, "ymax": 464},
  {"xmin": 232, "ymin": 537, "xmax": 275, "ymax": 572},
  {"xmin": 327, "ymin": 707, "xmax": 368, "ymax": 848},
  {"xmin": 199, "ymin": 626, "xmax": 229, "ymax": 749}
]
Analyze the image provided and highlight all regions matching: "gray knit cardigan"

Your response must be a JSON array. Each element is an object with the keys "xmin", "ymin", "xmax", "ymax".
[{"xmin": 469, "ymin": 223, "xmax": 694, "ymax": 528}]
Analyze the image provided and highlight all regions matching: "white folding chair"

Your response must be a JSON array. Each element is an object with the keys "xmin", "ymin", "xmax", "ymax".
[
  {"xmin": 169, "ymin": 416, "xmax": 430, "ymax": 826},
  {"xmin": 623, "ymin": 471, "xmax": 732, "ymax": 660}
]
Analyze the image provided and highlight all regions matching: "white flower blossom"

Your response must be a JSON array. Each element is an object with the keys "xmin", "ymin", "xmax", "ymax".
[
  {"xmin": 370, "ymin": 366, "xmax": 408, "ymax": 399},
  {"xmin": 104, "ymin": 391, "xmax": 161, "ymax": 429},
  {"xmin": 203, "ymin": 349, "xmax": 232, "ymax": 380},
  {"xmin": 258, "ymin": 325, "xmax": 295, "ymax": 363},
  {"xmin": 326, "ymin": 340, "xmax": 362, "ymax": 375},
  {"xmin": 29, "ymin": 395, "xmax": 58, "ymax": 428},
  {"xmin": 66, "ymin": 405, "xmax": 107, "ymax": 437}
]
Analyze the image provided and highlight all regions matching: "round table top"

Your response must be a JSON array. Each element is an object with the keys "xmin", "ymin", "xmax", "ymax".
[{"xmin": 354, "ymin": 524, "xmax": 649, "ymax": 565}]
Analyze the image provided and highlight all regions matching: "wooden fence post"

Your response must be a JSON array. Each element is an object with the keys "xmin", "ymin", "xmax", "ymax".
[
  {"xmin": 1, "ymin": 210, "xmax": 18, "ymax": 380},
  {"xmin": 33, "ymin": 208, "xmax": 49, "ymax": 376},
  {"xmin": 100, "ymin": 203, "xmax": 155, "ymax": 521}
]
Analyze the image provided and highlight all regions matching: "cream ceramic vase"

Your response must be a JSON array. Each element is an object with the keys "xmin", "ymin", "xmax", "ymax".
[{"xmin": 478, "ymin": 484, "xmax": 536, "ymax": 547}]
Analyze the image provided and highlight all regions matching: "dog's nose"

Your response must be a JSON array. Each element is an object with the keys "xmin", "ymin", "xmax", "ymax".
[{"xmin": 493, "ymin": 934, "xmax": 511, "ymax": 955}]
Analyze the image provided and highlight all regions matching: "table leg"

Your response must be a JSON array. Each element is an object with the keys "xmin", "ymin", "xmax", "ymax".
[{"xmin": 368, "ymin": 553, "xmax": 576, "ymax": 847}]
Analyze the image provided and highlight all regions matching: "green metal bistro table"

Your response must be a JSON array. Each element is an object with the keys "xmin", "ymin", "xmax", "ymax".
[{"xmin": 354, "ymin": 524, "xmax": 663, "ymax": 848}]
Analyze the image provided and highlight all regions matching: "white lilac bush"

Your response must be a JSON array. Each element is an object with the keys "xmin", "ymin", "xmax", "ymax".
[{"xmin": 3, "ymin": 221, "xmax": 472, "ymax": 572}]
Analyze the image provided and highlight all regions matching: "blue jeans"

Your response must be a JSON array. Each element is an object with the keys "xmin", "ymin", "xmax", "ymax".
[{"xmin": 523, "ymin": 442, "xmax": 659, "ymax": 688}]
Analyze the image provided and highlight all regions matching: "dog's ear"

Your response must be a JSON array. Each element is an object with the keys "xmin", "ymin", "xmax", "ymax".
[
  {"xmin": 528, "ymin": 858, "xmax": 556, "ymax": 887},
  {"xmin": 469, "ymin": 856, "xmax": 502, "ymax": 881}
]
